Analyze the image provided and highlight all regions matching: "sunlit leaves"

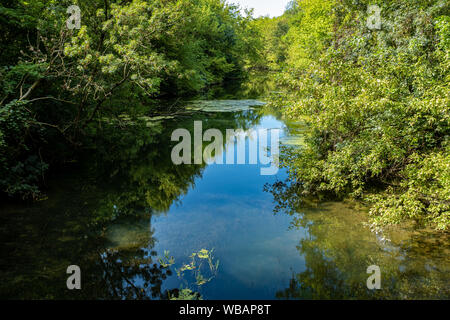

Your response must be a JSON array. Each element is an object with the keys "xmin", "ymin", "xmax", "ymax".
[{"xmin": 268, "ymin": 0, "xmax": 450, "ymax": 230}]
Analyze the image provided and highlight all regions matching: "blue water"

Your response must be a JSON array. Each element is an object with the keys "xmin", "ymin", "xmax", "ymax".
[{"xmin": 1, "ymin": 102, "xmax": 448, "ymax": 300}]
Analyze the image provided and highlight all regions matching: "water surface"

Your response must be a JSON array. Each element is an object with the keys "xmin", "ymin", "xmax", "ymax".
[{"xmin": 0, "ymin": 97, "xmax": 448, "ymax": 300}]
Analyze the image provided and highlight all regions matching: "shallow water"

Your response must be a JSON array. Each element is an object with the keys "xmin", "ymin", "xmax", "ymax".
[{"xmin": 0, "ymin": 98, "xmax": 448, "ymax": 300}]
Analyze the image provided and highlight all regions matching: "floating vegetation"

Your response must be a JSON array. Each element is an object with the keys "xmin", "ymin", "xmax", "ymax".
[
  {"xmin": 100, "ymin": 114, "xmax": 175, "ymax": 128},
  {"xmin": 138, "ymin": 115, "xmax": 175, "ymax": 122},
  {"xmin": 280, "ymin": 135, "xmax": 306, "ymax": 147},
  {"xmin": 138, "ymin": 115, "xmax": 175, "ymax": 128},
  {"xmin": 185, "ymin": 100, "xmax": 266, "ymax": 113},
  {"xmin": 158, "ymin": 248, "xmax": 220, "ymax": 297},
  {"xmin": 158, "ymin": 250, "xmax": 175, "ymax": 268},
  {"xmin": 177, "ymin": 248, "xmax": 220, "ymax": 287}
]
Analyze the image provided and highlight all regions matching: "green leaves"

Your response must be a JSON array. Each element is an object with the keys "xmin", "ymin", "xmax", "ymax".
[
  {"xmin": 369, "ymin": 148, "xmax": 450, "ymax": 230},
  {"xmin": 269, "ymin": 0, "xmax": 450, "ymax": 230},
  {"xmin": 160, "ymin": 248, "xmax": 219, "ymax": 294}
]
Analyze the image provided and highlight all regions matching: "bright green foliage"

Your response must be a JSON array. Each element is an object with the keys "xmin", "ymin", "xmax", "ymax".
[
  {"xmin": 267, "ymin": 0, "xmax": 450, "ymax": 230},
  {"xmin": 285, "ymin": 0, "xmax": 335, "ymax": 69},
  {"xmin": 61, "ymin": 0, "xmax": 258, "ymax": 100},
  {"xmin": 369, "ymin": 148, "xmax": 450, "ymax": 230},
  {"xmin": 249, "ymin": 1, "xmax": 301, "ymax": 70},
  {"xmin": 251, "ymin": 16, "xmax": 290, "ymax": 69}
]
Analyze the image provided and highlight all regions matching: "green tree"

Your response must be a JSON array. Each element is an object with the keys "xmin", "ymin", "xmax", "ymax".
[{"xmin": 268, "ymin": 0, "xmax": 450, "ymax": 230}]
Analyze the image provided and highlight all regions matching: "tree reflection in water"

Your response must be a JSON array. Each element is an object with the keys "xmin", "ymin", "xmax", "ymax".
[
  {"xmin": 0, "ymin": 104, "xmax": 263, "ymax": 299},
  {"xmin": 264, "ymin": 180, "xmax": 450, "ymax": 300}
]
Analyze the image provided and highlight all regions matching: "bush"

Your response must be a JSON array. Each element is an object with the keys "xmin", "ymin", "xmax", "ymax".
[{"xmin": 269, "ymin": 0, "xmax": 450, "ymax": 230}]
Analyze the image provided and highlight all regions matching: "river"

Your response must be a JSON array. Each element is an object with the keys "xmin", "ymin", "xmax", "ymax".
[{"xmin": 0, "ymin": 82, "xmax": 449, "ymax": 299}]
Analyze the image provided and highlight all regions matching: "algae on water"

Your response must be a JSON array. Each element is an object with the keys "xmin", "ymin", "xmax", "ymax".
[{"xmin": 185, "ymin": 100, "xmax": 266, "ymax": 113}]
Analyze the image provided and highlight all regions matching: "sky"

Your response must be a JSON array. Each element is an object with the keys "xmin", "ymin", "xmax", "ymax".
[{"xmin": 227, "ymin": 0, "xmax": 292, "ymax": 18}]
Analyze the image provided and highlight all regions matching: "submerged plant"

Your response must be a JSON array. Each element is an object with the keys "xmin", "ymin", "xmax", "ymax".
[
  {"xmin": 158, "ymin": 248, "xmax": 220, "ymax": 300},
  {"xmin": 169, "ymin": 288, "xmax": 202, "ymax": 301},
  {"xmin": 158, "ymin": 250, "xmax": 175, "ymax": 268},
  {"xmin": 176, "ymin": 249, "xmax": 220, "ymax": 287}
]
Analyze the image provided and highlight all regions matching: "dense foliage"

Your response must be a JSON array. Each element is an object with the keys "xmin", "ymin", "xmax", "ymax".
[
  {"xmin": 262, "ymin": 0, "xmax": 449, "ymax": 230},
  {"xmin": 1, "ymin": 0, "xmax": 449, "ymax": 232},
  {"xmin": 0, "ymin": 0, "xmax": 258, "ymax": 199}
]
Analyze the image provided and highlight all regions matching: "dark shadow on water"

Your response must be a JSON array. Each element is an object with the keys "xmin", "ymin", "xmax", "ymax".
[
  {"xmin": 0, "ymin": 103, "xmax": 264, "ymax": 299},
  {"xmin": 0, "ymin": 90, "xmax": 448, "ymax": 299},
  {"xmin": 264, "ymin": 180, "xmax": 450, "ymax": 300}
]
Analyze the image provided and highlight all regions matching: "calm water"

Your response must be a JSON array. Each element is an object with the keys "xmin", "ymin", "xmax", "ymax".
[{"xmin": 0, "ymin": 95, "xmax": 449, "ymax": 299}]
